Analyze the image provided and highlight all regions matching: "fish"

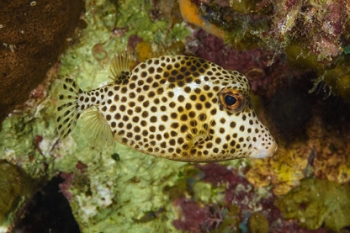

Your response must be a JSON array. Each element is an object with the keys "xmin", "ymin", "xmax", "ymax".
[{"xmin": 56, "ymin": 52, "xmax": 277, "ymax": 162}]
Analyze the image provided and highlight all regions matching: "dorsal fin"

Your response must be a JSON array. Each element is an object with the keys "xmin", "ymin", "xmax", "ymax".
[{"xmin": 109, "ymin": 50, "xmax": 135, "ymax": 81}]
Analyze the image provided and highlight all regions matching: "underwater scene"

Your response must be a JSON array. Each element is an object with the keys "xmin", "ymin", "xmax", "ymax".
[{"xmin": 1, "ymin": 0, "xmax": 350, "ymax": 232}]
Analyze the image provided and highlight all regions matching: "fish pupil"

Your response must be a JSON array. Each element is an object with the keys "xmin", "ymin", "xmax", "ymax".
[{"xmin": 225, "ymin": 95, "xmax": 236, "ymax": 106}]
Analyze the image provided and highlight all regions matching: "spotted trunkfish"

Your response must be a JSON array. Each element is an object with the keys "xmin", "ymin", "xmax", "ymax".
[{"xmin": 56, "ymin": 52, "xmax": 277, "ymax": 162}]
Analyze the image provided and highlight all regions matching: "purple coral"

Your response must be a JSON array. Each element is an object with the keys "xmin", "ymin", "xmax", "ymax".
[{"xmin": 172, "ymin": 163, "xmax": 333, "ymax": 232}]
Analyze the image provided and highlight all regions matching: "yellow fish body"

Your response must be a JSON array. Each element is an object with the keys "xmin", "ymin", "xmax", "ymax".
[{"xmin": 56, "ymin": 53, "xmax": 277, "ymax": 162}]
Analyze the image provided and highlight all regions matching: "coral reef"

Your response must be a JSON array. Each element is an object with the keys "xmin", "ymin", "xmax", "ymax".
[
  {"xmin": 248, "ymin": 212, "xmax": 269, "ymax": 233},
  {"xmin": 171, "ymin": 163, "xmax": 331, "ymax": 233},
  {"xmin": 1, "ymin": 0, "xmax": 350, "ymax": 232},
  {"xmin": 0, "ymin": 162, "xmax": 23, "ymax": 223},
  {"xmin": 0, "ymin": 161, "xmax": 36, "ymax": 230},
  {"xmin": 0, "ymin": 0, "xmax": 84, "ymax": 124},
  {"xmin": 276, "ymin": 178, "xmax": 350, "ymax": 232},
  {"xmin": 180, "ymin": 0, "xmax": 350, "ymax": 101},
  {"xmin": 246, "ymin": 93, "xmax": 350, "ymax": 196},
  {"xmin": 183, "ymin": 18, "xmax": 350, "ymax": 197}
]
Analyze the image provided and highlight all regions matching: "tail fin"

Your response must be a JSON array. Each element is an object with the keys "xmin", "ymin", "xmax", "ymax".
[{"xmin": 56, "ymin": 78, "xmax": 82, "ymax": 138}]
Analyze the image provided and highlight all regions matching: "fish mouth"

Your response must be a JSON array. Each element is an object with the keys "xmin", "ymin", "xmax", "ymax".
[{"xmin": 250, "ymin": 139, "xmax": 278, "ymax": 159}]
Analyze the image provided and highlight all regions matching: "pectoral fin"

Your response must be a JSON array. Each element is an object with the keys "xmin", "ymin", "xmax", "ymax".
[{"xmin": 80, "ymin": 107, "xmax": 114, "ymax": 147}]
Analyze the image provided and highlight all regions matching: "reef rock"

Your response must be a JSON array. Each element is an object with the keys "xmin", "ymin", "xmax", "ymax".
[{"xmin": 0, "ymin": 0, "xmax": 84, "ymax": 123}]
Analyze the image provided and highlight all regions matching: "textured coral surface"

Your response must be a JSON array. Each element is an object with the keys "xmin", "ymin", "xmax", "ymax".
[
  {"xmin": 0, "ymin": 0, "xmax": 84, "ymax": 124},
  {"xmin": 276, "ymin": 178, "xmax": 350, "ymax": 232}
]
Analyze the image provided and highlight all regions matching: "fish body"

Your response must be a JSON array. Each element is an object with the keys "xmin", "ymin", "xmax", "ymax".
[{"xmin": 56, "ymin": 54, "xmax": 277, "ymax": 162}]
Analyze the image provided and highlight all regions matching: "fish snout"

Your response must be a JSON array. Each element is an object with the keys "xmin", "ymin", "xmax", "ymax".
[{"xmin": 250, "ymin": 136, "xmax": 278, "ymax": 159}]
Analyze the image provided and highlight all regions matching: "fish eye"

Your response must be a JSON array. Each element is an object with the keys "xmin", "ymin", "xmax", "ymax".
[
  {"xmin": 219, "ymin": 88, "xmax": 245, "ymax": 111},
  {"xmin": 225, "ymin": 95, "xmax": 237, "ymax": 106}
]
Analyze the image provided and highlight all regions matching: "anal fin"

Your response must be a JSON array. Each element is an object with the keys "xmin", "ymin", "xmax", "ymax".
[{"xmin": 80, "ymin": 107, "xmax": 114, "ymax": 147}]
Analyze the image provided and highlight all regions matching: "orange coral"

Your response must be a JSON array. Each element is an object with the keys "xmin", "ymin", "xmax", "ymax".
[
  {"xmin": 179, "ymin": 0, "xmax": 225, "ymax": 40},
  {"xmin": 135, "ymin": 41, "xmax": 156, "ymax": 62},
  {"xmin": 135, "ymin": 41, "xmax": 185, "ymax": 62},
  {"xmin": 246, "ymin": 141, "xmax": 311, "ymax": 196}
]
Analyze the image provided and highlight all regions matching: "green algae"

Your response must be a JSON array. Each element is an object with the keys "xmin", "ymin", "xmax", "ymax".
[
  {"xmin": 0, "ymin": 162, "xmax": 22, "ymax": 224},
  {"xmin": 322, "ymin": 61, "xmax": 350, "ymax": 101},
  {"xmin": 193, "ymin": 181, "xmax": 226, "ymax": 204},
  {"xmin": 215, "ymin": 205, "xmax": 240, "ymax": 233},
  {"xmin": 344, "ymin": 45, "xmax": 350, "ymax": 55},
  {"xmin": 247, "ymin": 212, "xmax": 269, "ymax": 233},
  {"xmin": 0, "ymin": 101, "xmax": 56, "ymax": 179},
  {"xmin": 285, "ymin": 42, "xmax": 350, "ymax": 101},
  {"xmin": 285, "ymin": 42, "xmax": 323, "ymax": 71},
  {"xmin": 229, "ymin": 0, "xmax": 261, "ymax": 14},
  {"xmin": 114, "ymin": 0, "xmax": 167, "ymax": 43},
  {"xmin": 0, "ymin": 161, "xmax": 36, "ymax": 229},
  {"xmin": 276, "ymin": 178, "xmax": 350, "ymax": 232},
  {"xmin": 286, "ymin": 41, "xmax": 350, "ymax": 101}
]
